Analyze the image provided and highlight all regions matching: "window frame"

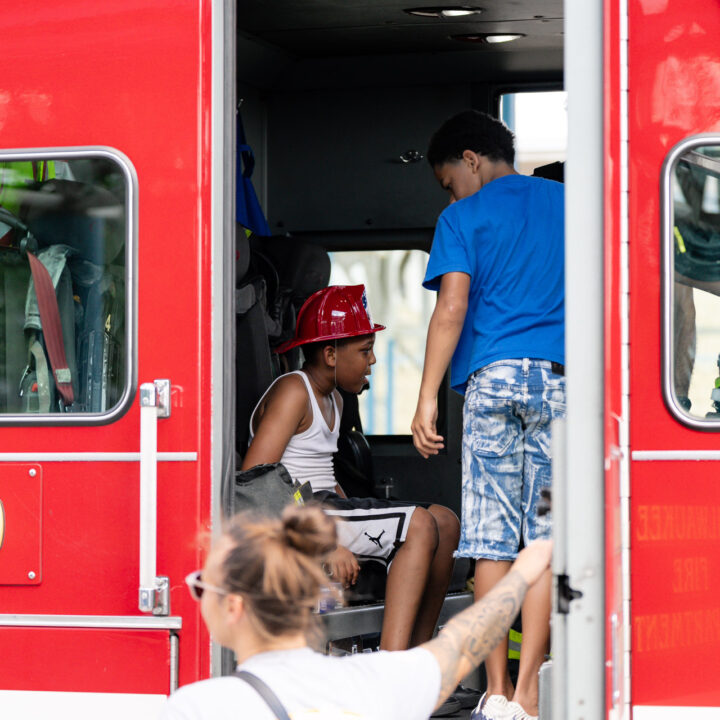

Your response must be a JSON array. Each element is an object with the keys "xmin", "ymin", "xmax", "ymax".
[
  {"xmin": 493, "ymin": 82, "xmax": 566, "ymax": 116},
  {"xmin": 495, "ymin": 86, "xmax": 568, "ymax": 177},
  {"xmin": 0, "ymin": 146, "xmax": 137, "ymax": 426},
  {"xmin": 299, "ymin": 231, "xmax": 449, "ymax": 444},
  {"xmin": 661, "ymin": 133, "xmax": 720, "ymax": 430}
]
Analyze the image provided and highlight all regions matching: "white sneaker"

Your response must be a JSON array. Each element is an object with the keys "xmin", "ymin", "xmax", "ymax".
[
  {"xmin": 506, "ymin": 700, "xmax": 538, "ymax": 720},
  {"xmin": 470, "ymin": 692, "xmax": 511, "ymax": 720}
]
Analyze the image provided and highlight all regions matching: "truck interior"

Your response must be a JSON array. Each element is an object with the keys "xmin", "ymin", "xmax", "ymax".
[{"xmin": 233, "ymin": 0, "xmax": 565, "ymax": 669}]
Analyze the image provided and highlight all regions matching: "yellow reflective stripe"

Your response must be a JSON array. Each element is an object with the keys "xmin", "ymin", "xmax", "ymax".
[
  {"xmin": 0, "ymin": 161, "xmax": 56, "ymax": 215},
  {"xmin": 508, "ymin": 628, "xmax": 522, "ymax": 659},
  {"xmin": 674, "ymin": 226, "xmax": 686, "ymax": 253}
]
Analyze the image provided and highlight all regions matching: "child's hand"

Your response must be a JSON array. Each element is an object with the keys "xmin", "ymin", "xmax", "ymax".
[
  {"xmin": 411, "ymin": 396, "xmax": 445, "ymax": 458},
  {"xmin": 326, "ymin": 545, "xmax": 360, "ymax": 588}
]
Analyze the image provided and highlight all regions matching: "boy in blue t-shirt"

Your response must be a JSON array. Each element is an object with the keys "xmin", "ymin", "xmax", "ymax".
[{"xmin": 411, "ymin": 110, "xmax": 565, "ymax": 720}]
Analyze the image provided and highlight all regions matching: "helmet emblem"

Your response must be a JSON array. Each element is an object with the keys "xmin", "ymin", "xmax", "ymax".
[{"xmin": 361, "ymin": 288, "xmax": 374, "ymax": 324}]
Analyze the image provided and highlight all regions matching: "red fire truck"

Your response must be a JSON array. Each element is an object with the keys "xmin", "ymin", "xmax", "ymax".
[{"xmin": 1, "ymin": 1, "xmax": 719, "ymax": 718}]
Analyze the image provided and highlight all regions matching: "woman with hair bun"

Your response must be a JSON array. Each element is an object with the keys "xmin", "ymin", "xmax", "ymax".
[{"xmin": 161, "ymin": 504, "xmax": 552, "ymax": 720}]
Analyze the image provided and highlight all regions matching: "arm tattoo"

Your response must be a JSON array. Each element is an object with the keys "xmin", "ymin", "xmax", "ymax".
[{"xmin": 424, "ymin": 570, "xmax": 528, "ymax": 704}]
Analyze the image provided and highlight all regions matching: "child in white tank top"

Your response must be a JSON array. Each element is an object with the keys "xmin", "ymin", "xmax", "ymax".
[
  {"xmin": 249, "ymin": 370, "xmax": 339, "ymax": 492},
  {"xmin": 242, "ymin": 285, "xmax": 461, "ymax": 656}
]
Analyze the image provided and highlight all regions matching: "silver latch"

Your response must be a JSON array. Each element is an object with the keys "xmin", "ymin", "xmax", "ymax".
[
  {"xmin": 141, "ymin": 379, "xmax": 171, "ymax": 418},
  {"xmin": 139, "ymin": 576, "xmax": 170, "ymax": 615}
]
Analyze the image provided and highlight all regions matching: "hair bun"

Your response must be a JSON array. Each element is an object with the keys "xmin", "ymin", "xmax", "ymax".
[{"xmin": 281, "ymin": 504, "xmax": 337, "ymax": 557}]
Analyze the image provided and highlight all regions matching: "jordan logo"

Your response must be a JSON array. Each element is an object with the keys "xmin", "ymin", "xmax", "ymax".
[{"xmin": 364, "ymin": 530, "xmax": 385, "ymax": 548}]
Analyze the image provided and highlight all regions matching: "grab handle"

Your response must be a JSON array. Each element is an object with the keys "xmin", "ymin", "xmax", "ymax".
[{"xmin": 139, "ymin": 379, "xmax": 171, "ymax": 615}]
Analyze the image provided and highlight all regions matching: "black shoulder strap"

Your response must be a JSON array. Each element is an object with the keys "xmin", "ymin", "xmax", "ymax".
[{"xmin": 234, "ymin": 670, "xmax": 292, "ymax": 720}]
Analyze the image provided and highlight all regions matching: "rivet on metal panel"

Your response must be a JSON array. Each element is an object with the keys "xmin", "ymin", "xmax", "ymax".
[
  {"xmin": 27, "ymin": 571, "xmax": 36, "ymax": 579},
  {"xmin": 28, "ymin": 469, "xmax": 36, "ymax": 477}
]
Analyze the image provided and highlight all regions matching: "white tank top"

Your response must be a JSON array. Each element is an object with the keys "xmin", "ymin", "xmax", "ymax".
[{"xmin": 249, "ymin": 370, "xmax": 339, "ymax": 492}]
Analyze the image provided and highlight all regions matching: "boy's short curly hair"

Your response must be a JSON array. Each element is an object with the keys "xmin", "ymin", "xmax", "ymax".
[
  {"xmin": 427, "ymin": 110, "xmax": 515, "ymax": 168},
  {"xmin": 300, "ymin": 337, "xmax": 353, "ymax": 365}
]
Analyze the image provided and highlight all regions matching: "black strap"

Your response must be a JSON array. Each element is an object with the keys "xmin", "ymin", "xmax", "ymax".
[{"xmin": 234, "ymin": 670, "xmax": 292, "ymax": 720}]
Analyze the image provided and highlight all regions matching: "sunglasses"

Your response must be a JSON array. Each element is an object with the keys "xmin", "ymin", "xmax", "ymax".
[{"xmin": 185, "ymin": 570, "xmax": 229, "ymax": 601}]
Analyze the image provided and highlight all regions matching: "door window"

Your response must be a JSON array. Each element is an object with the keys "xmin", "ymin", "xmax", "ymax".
[
  {"xmin": 0, "ymin": 150, "xmax": 135, "ymax": 421},
  {"xmin": 663, "ymin": 140, "xmax": 720, "ymax": 424}
]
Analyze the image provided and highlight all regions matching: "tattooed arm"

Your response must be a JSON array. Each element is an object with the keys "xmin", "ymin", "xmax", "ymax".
[{"xmin": 422, "ymin": 540, "xmax": 552, "ymax": 708}]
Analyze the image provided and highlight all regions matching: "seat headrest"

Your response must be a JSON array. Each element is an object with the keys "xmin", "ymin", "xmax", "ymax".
[{"xmin": 250, "ymin": 236, "xmax": 330, "ymax": 305}]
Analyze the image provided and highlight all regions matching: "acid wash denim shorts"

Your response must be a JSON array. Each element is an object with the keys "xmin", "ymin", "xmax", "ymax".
[{"xmin": 457, "ymin": 358, "xmax": 566, "ymax": 561}]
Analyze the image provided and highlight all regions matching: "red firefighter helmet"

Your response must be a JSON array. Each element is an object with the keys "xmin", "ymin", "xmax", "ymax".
[{"xmin": 275, "ymin": 284, "xmax": 385, "ymax": 353}]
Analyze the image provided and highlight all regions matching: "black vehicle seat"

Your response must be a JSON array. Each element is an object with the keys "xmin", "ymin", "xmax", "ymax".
[
  {"xmin": 532, "ymin": 160, "xmax": 564, "ymax": 182},
  {"xmin": 250, "ymin": 235, "xmax": 331, "ymax": 316},
  {"xmin": 333, "ymin": 388, "xmax": 381, "ymax": 499},
  {"xmin": 235, "ymin": 227, "xmax": 274, "ymax": 458},
  {"xmin": 250, "ymin": 234, "xmax": 331, "ymax": 372},
  {"xmin": 237, "ymin": 235, "xmax": 332, "ymax": 457}
]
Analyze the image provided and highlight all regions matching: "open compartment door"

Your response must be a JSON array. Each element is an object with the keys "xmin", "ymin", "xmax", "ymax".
[{"xmin": 551, "ymin": 1, "xmax": 607, "ymax": 719}]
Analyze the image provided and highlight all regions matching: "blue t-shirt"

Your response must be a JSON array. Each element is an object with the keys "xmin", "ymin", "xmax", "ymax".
[{"xmin": 423, "ymin": 174, "xmax": 564, "ymax": 394}]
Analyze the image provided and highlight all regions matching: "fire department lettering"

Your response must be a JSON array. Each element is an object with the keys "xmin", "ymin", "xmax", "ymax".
[
  {"xmin": 635, "ymin": 504, "xmax": 720, "ymax": 542},
  {"xmin": 635, "ymin": 608, "xmax": 720, "ymax": 653},
  {"xmin": 672, "ymin": 556, "xmax": 709, "ymax": 594}
]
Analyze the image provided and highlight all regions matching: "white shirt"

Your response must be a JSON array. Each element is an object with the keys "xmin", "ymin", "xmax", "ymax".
[
  {"xmin": 249, "ymin": 371, "xmax": 340, "ymax": 492},
  {"xmin": 159, "ymin": 646, "xmax": 441, "ymax": 720}
]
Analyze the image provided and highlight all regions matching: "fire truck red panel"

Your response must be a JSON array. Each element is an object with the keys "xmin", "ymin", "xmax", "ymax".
[
  {"xmin": 0, "ymin": 0, "xmax": 214, "ymax": 692},
  {"xmin": 627, "ymin": 0, "xmax": 720, "ymax": 710},
  {"xmin": 0, "ymin": 464, "xmax": 42, "ymax": 585},
  {"xmin": 0, "ymin": 627, "xmax": 172, "ymax": 694},
  {"xmin": 631, "ymin": 461, "xmax": 720, "ymax": 705},
  {"xmin": 629, "ymin": 0, "xmax": 720, "ymax": 450}
]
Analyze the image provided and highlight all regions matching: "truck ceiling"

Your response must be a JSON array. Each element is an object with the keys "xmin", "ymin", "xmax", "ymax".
[{"xmin": 237, "ymin": 0, "xmax": 563, "ymax": 89}]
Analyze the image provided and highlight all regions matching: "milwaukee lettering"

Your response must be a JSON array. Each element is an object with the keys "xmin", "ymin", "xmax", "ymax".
[
  {"xmin": 635, "ymin": 608, "xmax": 720, "ymax": 652},
  {"xmin": 635, "ymin": 505, "xmax": 720, "ymax": 542}
]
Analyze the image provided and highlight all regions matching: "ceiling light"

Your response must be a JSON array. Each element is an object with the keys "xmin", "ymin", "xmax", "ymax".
[
  {"xmin": 404, "ymin": 6, "xmax": 483, "ymax": 18},
  {"xmin": 451, "ymin": 32, "xmax": 525, "ymax": 43},
  {"xmin": 485, "ymin": 33, "xmax": 524, "ymax": 43},
  {"xmin": 440, "ymin": 7, "xmax": 479, "ymax": 16}
]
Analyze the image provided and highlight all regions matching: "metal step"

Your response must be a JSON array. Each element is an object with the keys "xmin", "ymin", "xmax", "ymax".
[{"xmin": 320, "ymin": 591, "xmax": 473, "ymax": 641}]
